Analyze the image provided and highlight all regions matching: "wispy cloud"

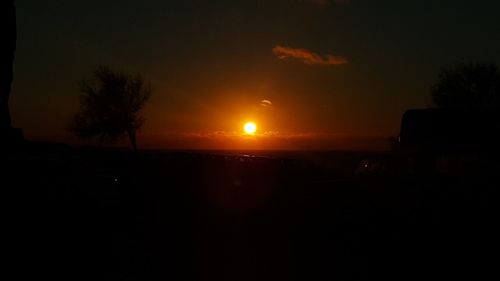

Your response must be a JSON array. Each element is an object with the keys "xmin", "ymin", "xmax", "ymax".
[
  {"xmin": 273, "ymin": 45, "xmax": 348, "ymax": 66},
  {"xmin": 260, "ymin": 100, "xmax": 273, "ymax": 108}
]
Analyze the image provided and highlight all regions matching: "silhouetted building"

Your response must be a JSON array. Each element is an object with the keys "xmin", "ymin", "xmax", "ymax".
[
  {"xmin": 399, "ymin": 108, "xmax": 500, "ymax": 173},
  {"xmin": 400, "ymin": 109, "xmax": 500, "ymax": 151}
]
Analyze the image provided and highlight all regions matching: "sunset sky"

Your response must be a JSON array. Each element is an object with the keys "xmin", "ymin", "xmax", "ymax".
[{"xmin": 11, "ymin": 0, "xmax": 500, "ymax": 150}]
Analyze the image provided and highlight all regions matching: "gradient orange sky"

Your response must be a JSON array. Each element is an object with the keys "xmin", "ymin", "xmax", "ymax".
[{"xmin": 11, "ymin": 0, "xmax": 500, "ymax": 150}]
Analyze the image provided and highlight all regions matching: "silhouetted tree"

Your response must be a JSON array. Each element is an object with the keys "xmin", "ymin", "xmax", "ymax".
[
  {"xmin": 70, "ymin": 66, "xmax": 151, "ymax": 151},
  {"xmin": 431, "ymin": 62, "xmax": 500, "ymax": 110}
]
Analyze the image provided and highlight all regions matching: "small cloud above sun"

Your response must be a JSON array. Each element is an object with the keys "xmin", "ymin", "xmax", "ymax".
[
  {"xmin": 244, "ymin": 122, "xmax": 257, "ymax": 135},
  {"xmin": 260, "ymin": 100, "xmax": 272, "ymax": 108}
]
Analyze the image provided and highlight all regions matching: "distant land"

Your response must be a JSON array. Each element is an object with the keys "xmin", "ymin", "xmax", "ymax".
[{"xmin": 23, "ymin": 133, "xmax": 391, "ymax": 152}]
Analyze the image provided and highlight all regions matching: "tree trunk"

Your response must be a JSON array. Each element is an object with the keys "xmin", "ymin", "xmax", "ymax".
[{"xmin": 128, "ymin": 129, "xmax": 137, "ymax": 152}]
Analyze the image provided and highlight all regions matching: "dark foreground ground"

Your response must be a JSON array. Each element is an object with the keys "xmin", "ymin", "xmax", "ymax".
[{"xmin": 4, "ymin": 145, "xmax": 500, "ymax": 280}]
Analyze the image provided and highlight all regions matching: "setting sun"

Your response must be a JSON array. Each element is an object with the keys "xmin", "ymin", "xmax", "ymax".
[{"xmin": 244, "ymin": 122, "xmax": 257, "ymax": 135}]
